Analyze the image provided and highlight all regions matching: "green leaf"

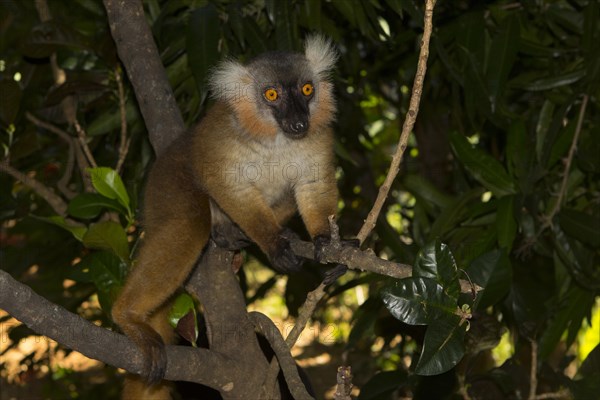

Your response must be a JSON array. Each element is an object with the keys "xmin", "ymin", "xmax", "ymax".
[
  {"xmin": 21, "ymin": 21, "xmax": 91, "ymax": 58},
  {"xmin": 523, "ymin": 69, "xmax": 586, "ymax": 91},
  {"xmin": 45, "ymin": 80, "xmax": 107, "ymax": 107},
  {"xmin": 487, "ymin": 14, "xmax": 519, "ymax": 111},
  {"xmin": 403, "ymin": 174, "xmax": 453, "ymax": 210},
  {"xmin": 415, "ymin": 313, "xmax": 466, "ymax": 375},
  {"xmin": 539, "ymin": 285, "xmax": 595, "ymax": 359},
  {"xmin": 383, "ymin": 0, "xmax": 403, "ymax": 18},
  {"xmin": 67, "ymin": 193, "xmax": 126, "ymax": 219},
  {"xmin": 496, "ymin": 195, "xmax": 517, "ymax": 250},
  {"xmin": 0, "ymin": 79, "xmax": 22, "ymax": 125},
  {"xmin": 429, "ymin": 188, "xmax": 485, "ymax": 238},
  {"xmin": 348, "ymin": 297, "xmax": 380, "ymax": 348},
  {"xmin": 464, "ymin": 49, "xmax": 491, "ymax": 124},
  {"xmin": 169, "ymin": 293, "xmax": 198, "ymax": 346},
  {"xmin": 77, "ymin": 251, "xmax": 126, "ymax": 312},
  {"xmin": 519, "ymin": 39, "xmax": 565, "ymax": 57},
  {"xmin": 82, "ymin": 221, "xmax": 130, "ymax": 262},
  {"xmin": 450, "ymin": 132, "xmax": 517, "ymax": 197},
  {"xmin": 548, "ymin": 119, "xmax": 576, "ymax": 168},
  {"xmin": 168, "ymin": 293, "xmax": 196, "ymax": 327},
  {"xmin": 186, "ymin": 4, "xmax": 221, "ymax": 96},
  {"xmin": 382, "ymin": 278, "xmax": 457, "ymax": 325},
  {"xmin": 358, "ymin": 370, "xmax": 407, "ymax": 400},
  {"xmin": 37, "ymin": 215, "xmax": 87, "ymax": 241},
  {"xmin": 536, "ymin": 99, "xmax": 555, "ymax": 164},
  {"xmin": 580, "ymin": 344, "xmax": 600, "ymax": 378},
  {"xmin": 242, "ymin": 17, "xmax": 268, "ymax": 54},
  {"xmin": 414, "ymin": 241, "xmax": 460, "ymax": 299},
  {"xmin": 225, "ymin": 4, "xmax": 245, "ymax": 50},
  {"xmin": 87, "ymin": 102, "xmax": 140, "ymax": 137},
  {"xmin": 466, "ymin": 249, "xmax": 512, "ymax": 310},
  {"xmin": 87, "ymin": 167, "xmax": 131, "ymax": 214},
  {"xmin": 577, "ymin": 128, "xmax": 600, "ymax": 173},
  {"xmin": 332, "ymin": 0, "xmax": 357, "ymax": 27},
  {"xmin": 456, "ymin": 11, "xmax": 486, "ymax": 64},
  {"xmin": 583, "ymin": 5, "xmax": 600, "ymax": 94},
  {"xmin": 582, "ymin": 0, "xmax": 599, "ymax": 54},
  {"xmin": 506, "ymin": 119, "xmax": 534, "ymax": 183},
  {"xmin": 553, "ymin": 225, "xmax": 600, "ymax": 290},
  {"xmin": 272, "ymin": 0, "xmax": 298, "ymax": 50},
  {"xmin": 559, "ymin": 208, "xmax": 600, "ymax": 248}
]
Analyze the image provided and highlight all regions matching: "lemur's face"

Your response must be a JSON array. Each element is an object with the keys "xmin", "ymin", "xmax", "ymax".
[
  {"xmin": 210, "ymin": 36, "xmax": 337, "ymax": 141},
  {"xmin": 246, "ymin": 52, "xmax": 316, "ymax": 139}
]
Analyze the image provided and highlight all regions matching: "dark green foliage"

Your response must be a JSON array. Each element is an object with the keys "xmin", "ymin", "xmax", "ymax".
[{"xmin": 1, "ymin": 0, "xmax": 598, "ymax": 399}]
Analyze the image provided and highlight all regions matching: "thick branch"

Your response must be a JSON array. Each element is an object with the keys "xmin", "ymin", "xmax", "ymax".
[
  {"xmin": 103, "ymin": 0, "xmax": 185, "ymax": 156},
  {"xmin": 185, "ymin": 242, "xmax": 271, "ymax": 399},
  {"xmin": 250, "ymin": 312, "xmax": 314, "ymax": 400},
  {"xmin": 0, "ymin": 269, "xmax": 231, "ymax": 389}
]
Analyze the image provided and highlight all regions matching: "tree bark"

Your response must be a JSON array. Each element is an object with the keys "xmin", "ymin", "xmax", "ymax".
[
  {"xmin": 0, "ymin": 269, "xmax": 231, "ymax": 387},
  {"xmin": 103, "ymin": 0, "xmax": 185, "ymax": 156}
]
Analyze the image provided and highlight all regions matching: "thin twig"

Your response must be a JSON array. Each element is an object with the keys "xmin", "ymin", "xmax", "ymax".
[
  {"xmin": 534, "ymin": 389, "xmax": 571, "ymax": 399},
  {"xmin": 457, "ymin": 372, "xmax": 472, "ymax": 400},
  {"xmin": 539, "ymin": 94, "xmax": 589, "ymax": 232},
  {"xmin": 519, "ymin": 94, "xmax": 591, "ymax": 258},
  {"xmin": 57, "ymin": 144, "xmax": 76, "ymax": 199},
  {"xmin": 25, "ymin": 112, "xmax": 71, "ymax": 143},
  {"xmin": 24, "ymin": 113, "xmax": 77, "ymax": 199},
  {"xmin": 25, "ymin": 112, "xmax": 92, "ymax": 193},
  {"xmin": 333, "ymin": 366, "xmax": 353, "ymax": 400},
  {"xmin": 356, "ymin": 0, "xmax": 436, "ymax": 243},
  {"xmin": 34, "ymin": 0, "xmax": 95, "ymax": 189},
  {"xmin": 114, "ymin": 66, "xmax": 130, "ymax": 173},
  {"xmin": 73, "ymin": 120, "xmax": 98, "ymax": 168},
  {"xmin": 528, "ymin": 339, "xmax": 538, "ymax": 400},
  {"xmin": 0, "ymin": 161, "xmax": 68, "ymax": 216}
]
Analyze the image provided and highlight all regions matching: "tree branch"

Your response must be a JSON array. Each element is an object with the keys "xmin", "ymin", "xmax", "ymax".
[
  {"xmin": 184, "ymin": 242, "xmax": 273, "ymax": 399},
  {"xmin": 289, "ymin": 236, "xmax": 479, "ymax": 294},
  {"xmin": 103, "ymin": 0, "xmax": 185, "ymax": 156},
  {"xmin": 250, "ymin": 312, "xmax": 314, "ymax": 400},
  {"xmin": 114, "ymin": 66, "xmax": 131, "ymax": 173},
  {"xmin": 0, "ymin": 269, "xmax": 232, "ymax": 389},
  {"xmin": 539, "ymin": 94, "xmax": 589, "ymax": 231},
  {"xmin": 333, "ymin": 366, "xmax": 353, "ymax": 400},
  {"xmin": 0, "ymin": 161, "xmax": 69, "ymax": 217}
]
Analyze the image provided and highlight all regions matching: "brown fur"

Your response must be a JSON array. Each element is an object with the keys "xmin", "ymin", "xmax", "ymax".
[
  {"xmin": 113, "ymin": 37, "xmax": 338, "ymax": 399},
  {"xmin": 233, "ymin": 97, "xmax": 279, "ymax": 140}
]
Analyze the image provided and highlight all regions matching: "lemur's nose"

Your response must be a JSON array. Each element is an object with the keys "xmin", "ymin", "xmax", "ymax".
[{"xmin": 290, "ymin": 121, "xmax": 307, "ymax": 133}]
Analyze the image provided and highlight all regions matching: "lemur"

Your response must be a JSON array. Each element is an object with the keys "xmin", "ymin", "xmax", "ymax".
[{"xmin": 112, "ymin": 35, "xmax": 339, "ymax": 399}]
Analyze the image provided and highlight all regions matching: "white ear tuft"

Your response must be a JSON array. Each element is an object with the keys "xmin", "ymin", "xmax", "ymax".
[
  {"xmin": 304, "ymin": 35, "xmax": 338, "ymax": 78},
  {"xmin": 209, "ymin": 60, "xmax": 253, "ymax": 102}
]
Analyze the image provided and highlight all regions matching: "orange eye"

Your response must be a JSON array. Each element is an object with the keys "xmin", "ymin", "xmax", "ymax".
[
  {"xmin": 302, "ymin": 83, "xmax": 314, "ymax": 96},
  {"xmin": 264, "ymin": 88, "xmax": 278, "ymax": 101}
]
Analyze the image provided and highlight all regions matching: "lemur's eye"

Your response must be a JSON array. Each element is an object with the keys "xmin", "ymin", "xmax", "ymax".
[
  {"xmin": 264, "ymin": 88, "xmax": 278, "ymax": 101},
  {"xmin": 302, "ymin": 83, "xmax": 314, "ymax": 96}
]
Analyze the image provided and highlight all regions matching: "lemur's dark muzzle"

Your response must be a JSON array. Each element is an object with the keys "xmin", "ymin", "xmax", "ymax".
[{"xmin": 289, "ymin": 120, "xmax": 308, "ymax": 134}]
